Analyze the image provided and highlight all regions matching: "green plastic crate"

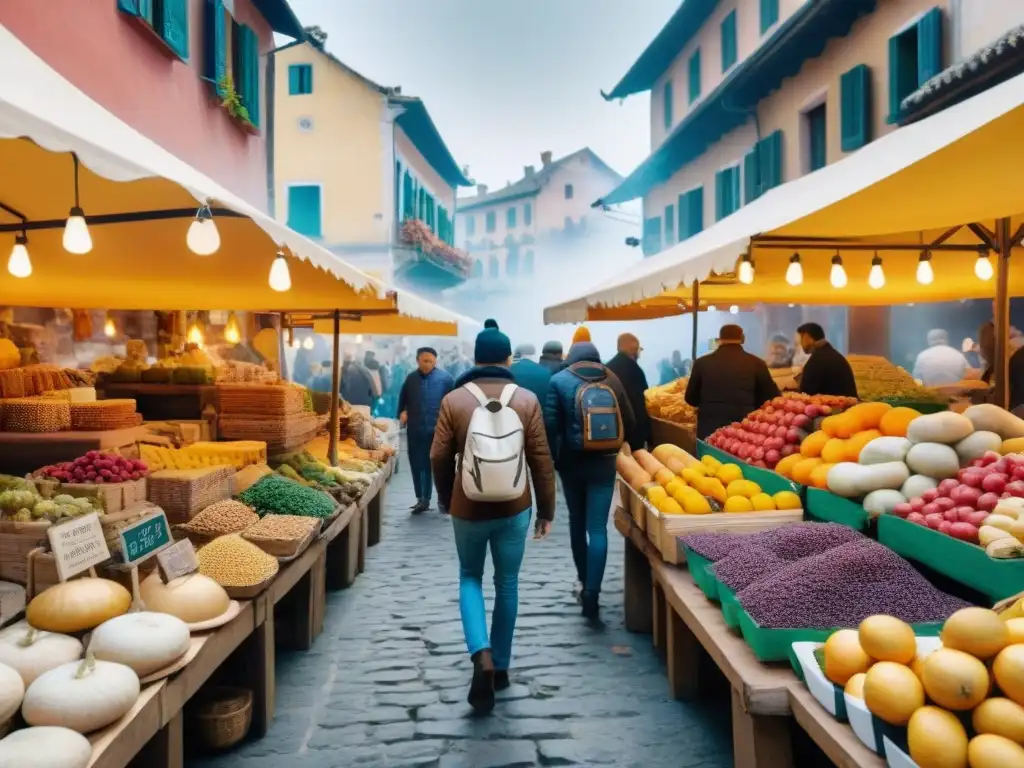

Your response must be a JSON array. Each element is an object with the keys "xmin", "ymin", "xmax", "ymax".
[
  {"xmin": 878, "ymin": 514, "xmax": 1024, "ymax": 603},
  {"xmin": 879, "ymin": 398, "xmax": 948, "ymax": 413},
  {"xmin": 719, "ymin": 584, "xmax": 741, "ymax": 630},
  {"xmin": 683, "ymin": 547, "xmax": 719, "ymax": 601},
  {"xmin": 805, "ymin": 487, "xmax": 870, "ymax": 531},
  {"xmin": 696, "ymin": 440, "xmax": 803, "ymax": 496}
]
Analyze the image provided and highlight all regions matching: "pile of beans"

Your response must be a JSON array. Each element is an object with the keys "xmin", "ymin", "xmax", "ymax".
[
  {"xmin": 679, "ymin": 532, "xmax": 743, "ymax": 562},
  {"xmin": 755, "ymin": 522, "xmax": 862, "ymax": 560},
  {"xmin": 181, "ymin": 499, "xmax": 259, "ymax": 537},
  {"xmin": 197, "ymin": 533, "xmax": 280, "ymax": 587},
  {"xmin": 237, "ymin": 474, "xmax": 336, "ymax": 519},
  {"xmin": 711, "ymin": 545, "xmax": 790, "ymax": 591},
  {"xmin": 738, "ymin": 538, "xmax": 970, "ymax": 629}
]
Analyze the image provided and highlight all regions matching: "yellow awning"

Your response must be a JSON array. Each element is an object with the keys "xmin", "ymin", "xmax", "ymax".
[{"xmin": 292, "ymin": 312, "xmax": 473, "ymax": 337}]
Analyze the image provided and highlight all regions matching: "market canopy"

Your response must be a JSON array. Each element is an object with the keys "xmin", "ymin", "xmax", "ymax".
[
  {"xmin": 545, "ymin": 70, "xmax": 1024, "ymax": 323},
  {"xmin": 290, "ymin": 306, "xmax": 481, "ymax": 337},
  {"xmin": 0, "ymin": 24, "xmax": 467, "ymax": 329}
]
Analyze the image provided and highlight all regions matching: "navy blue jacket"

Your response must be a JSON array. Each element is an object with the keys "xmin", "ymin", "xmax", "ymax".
[
  {"xmin": 398, "ymin": 367, "xmax": 454, "ymax": 435},
  {"xmin": 510, "ymin": 359, "xmax": 552, "ymax": 405}
]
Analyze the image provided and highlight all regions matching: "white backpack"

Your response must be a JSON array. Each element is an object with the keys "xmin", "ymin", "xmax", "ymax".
[{"xmin": 459, "ymin": 382, "xmax": 527, "ymax": 502}]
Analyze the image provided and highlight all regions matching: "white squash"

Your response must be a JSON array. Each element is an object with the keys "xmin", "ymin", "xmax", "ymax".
[
  {"xmin": 0, "ymin": 661, "xmax": 24, "ymax": 724},
  {"xmin": 856, "ymin": 461, "xmax": 911, "ymax": 494},
  {"xmin": 827, "ymin": 463, "xmax": 865, "ymax": 498},
  {"xmin": 0, "ymin": 620, "xmax": 83, "ymax": 686},
  {"xmin": 139, "ymin": 571, "xmax": 229, "ymax": 624},
  {"xmin": 954, "ymin": 430, "xmax": 1002, "ymax": 465},
  {"xmin": 26, "ymin": 578, "xmax": 131, "ymax": 634},
  {"xmin": 859, "ymin": 436, "xmax": 912, "ymax": 465},
  {"xmin": 863, "ymin": 489, "xmax": 907, "ymax": 519},
  {"xmin": 901, "ymin": 474, "xmax": 939, "ymax": 500},
  {"xmin": 983, "ymin": 514, "xmax": 1018, "ymax": 532},
  {"xmin": 89, "ymin": 612, "xmax": 190, "ymax": 676},
  {"xmin": 906, "ymin": 411, "xmax": 975, "ymax": 445},
  {"xmin": 22, "ymin": 653, "xmax": 140, "ymax": 734},
  {"xmin": 0, "ymin": 726, "xmax": 93, "ymax": 768},
  {"xmin": 963, "ymin": 403, "xmax": 1024, "ymax": 439},
  {"xmin": 994, "ymin": 500, "xmax": 1024, "ymax": 519},
  {"xmin": 906, "ymin": 442, "xmax": 961, "ymax": 479}
]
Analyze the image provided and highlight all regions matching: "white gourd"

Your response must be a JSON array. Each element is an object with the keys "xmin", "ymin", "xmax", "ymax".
[
  {"xmin": 0, "ymin": 661, "xmax": 24, "ymax": 724},
  {"xmin": 139, "ymin": 571, "xmax": 229, "ymax": 623},
  {"xmin": 0, "ymin": 726, "xmax": 93, "ymax": 768},
  {"xmin": 827, "ymin": 463, "xmax": 865, "ymax": 498},
  {"xmin": 906, "ymin": 442, "xmax": 960, "ymax": 479},
  {"xmin": 0, "ymin": 620, "xmax": 83, "ymax": 686},
  {"xmin": 22, "ymin": 654, "xmax": 140, "ymax": 734},
  {"xmin": 863, "ymin": 489, "xmax": 907, "ymax": 519},
  {"xmin": 901, "ymin": 474, "xmax": 939, "ymax": 500},
  {"xmin": 856, "ymin": 461, "xmax": 911, "ymax": 494},
  {"xmin": 859, "ymin": 437, "xmax": 912, "ymax": 465},
  {"xmin": 905, "ymin": 411, "xmax": 974, "ymax": 445},
  {"xmin": 963, "ymin": 403, "xmax": 1024, "ymax": 439},
  {"xmin": 954, "ymin": 431, "xmax": 1002, "ymax": 465},
  {"xmin": 88, "ymin": 612, "xmax": 190, "ymax": 676}
]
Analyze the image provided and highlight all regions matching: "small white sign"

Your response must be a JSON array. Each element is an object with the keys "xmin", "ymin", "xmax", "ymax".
[
  {"xmin": 156, "ymin": 538, "xmax": 200, "ymax": 583},
  {"xmin": 298, "ymin": 116, "xmax": 314, "ymax": 132},
  {"xmin": 47, "ymin": 512, "xmax": 111, "ymax": 581}
]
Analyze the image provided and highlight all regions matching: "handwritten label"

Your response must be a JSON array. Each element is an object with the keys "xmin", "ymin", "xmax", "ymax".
[
  {"xmin": 47, "ymin": 512, "xmax": 110, "ymax": 581},
  {"xmin": 156, "ymin": 538, "xmax": 199, "ymax": 583},
  {"xmin": 118, "ymin": 511, "xmax": 172, "ymax": 567}
]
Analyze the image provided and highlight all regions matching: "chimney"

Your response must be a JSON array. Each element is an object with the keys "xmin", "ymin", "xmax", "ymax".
[
  {"xmin": 524, "ymin": 165, "xmax": 535, "ymax": 177},
  {"xmin": 476, "ymin": 184, "xmax": 488, "ymax": 196},
  {"xmin": 541, "ymin": 151, "xmax": 553, "ymax": 167}
]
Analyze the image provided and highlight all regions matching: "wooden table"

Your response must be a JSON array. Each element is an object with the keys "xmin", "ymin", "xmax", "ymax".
[{"xmin": 0, "ymin": 426, "xmax": 150, "ymax": 475}]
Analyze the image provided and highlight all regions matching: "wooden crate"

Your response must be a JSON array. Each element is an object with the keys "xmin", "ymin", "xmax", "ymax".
[
  {"xmin": 0, "ymin": 520, "xmax": 51, "ymax": 584},
  {"xmin": 656, "ymin": 508, "xmax": 804, "ymax": 565},
  {"xmin": 649, "ymin": 418, "xmax": 696, "ymax": 455},
  {"xmin": 34, "ymin": 477, "xmax": 147, "ymax": 513}
]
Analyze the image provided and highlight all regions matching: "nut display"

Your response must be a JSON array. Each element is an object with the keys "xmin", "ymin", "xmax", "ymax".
[
  {"xmin": 197, "ymin": 533, "xmax": 279, "ymax": 588},
  {"xmin": 179, "ymin": 500, "xmax": 259, "ymax": 538},
  {"xmin": 243, "ymin": 514, "xmax": 319, "ymax": 542}
]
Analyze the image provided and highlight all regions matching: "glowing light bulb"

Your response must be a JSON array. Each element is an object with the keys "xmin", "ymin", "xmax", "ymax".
[
  {"xmin": 355, "ymin": 334, "xmax": 364, "ymax": 344},
  {"xmin": 269, "ymin": 252, "xmax": 291, "ymax": 292},
  {"xmin": 224, "ymin": 311, "xmax": 241, "ymax": 344},
  {"xmin": 916, "ymin": 256, "xmax": 934, "ymax": 285},
  {"xmin": 187, "ymin": 215, "xmax": 220, "ymax": 256},
  {"xmin": 787, "ymin": 303, "xmax": 795, "ymax": 308},
  {"xmin": 785, "ymin": 254, "xmax": 803, "ymax": 286},
  {"xmin": 738, "ymin": 257, "xmax": 754, "ymax": 285},
  {"xmin": 187, "ymin": 322, "xmax": 204, "ymax": 346},
  {"xmin": 975, "ymin": 254, "xmax": 994, "ymax": 281},
  {"xmin": 707, "ymin": 305, "xmax": 717, "ymax": 312},
  {"xmin": 829, "ymin": 256, "xmax": 847, "ymax": 289},
  {"xmin": 63, "ymin": 207, "xmax": 92, "ymax": 254},
  {"xmin": 104, "ymin": 316, "xmax": 116, "ymax": 338},
  {"xmin": 7, "ymin": 235, "xmax": 31, "ymax": 278},
  {"xmin": 289, "ymin": 336, "xmax": 300, "ymax": 349},
  {"xmin": 869, "ymin": 256, "xmax": 885, "ymax": 289},
  {"xmin": 729, "ymin": 305, "xmax": 739, "ymax": 314},
  {"xmin": 302, "ymin": 336, "xmax": 314, "ymax": 350}
]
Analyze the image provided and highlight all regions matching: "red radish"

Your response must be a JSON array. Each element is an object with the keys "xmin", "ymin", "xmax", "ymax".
[
  {"xmin": 942, "ymin": 508, "xmax": 960, "ymax": 522},
  {"xmin": 951, "ymin": 486, "xmax": 981, "ymax": 507},
  {"xmin": 765, "ymin": 449, "xmax": 780, "ymax": 466},
  {"xmin": 1006, "ymin": 480, "xmax": 1024, "ymax": 497},
  {"xmin": 967, "ymin": 510, "xmax": 990, "ymax": 527},
  {"xmin": 925, "ymin": 513, "xmax": 944, "ymax": 530},
  {"xmin": 922, "ymin": 502, "xmax": 940, "ymax": 517},
  {"xmin": 948, "ymin": 522, "xmax": 979, "ymax": 542},
  {"xmin": 977, "ymin": 492, "xmax": 1001, "ymax": 511},
  {"xmin": 939, "ymin": 521, "xmax": 953, "ymax": 534},
  {"xmin": 981, "ymin": 451, "xmax": 1001, "ymax": 466},
  {"xmin": 959, "ymin": 471, "xmax": 984, "ymax": 488},
  {"xmin": 934, "ymin": 497, "xmax": 955, "ymax": 512},
  {"xmin": 938, "ymin": 479, "xmax": 959, "ymax": 496},
  {"xmin": 910, "ymin": 498, "xmax": 926, "ymax": 513},
  {"xmin": 921, "ymin": 489, "xmax": 940, "ymax": 503},
  {"xmin": 893, "ymin": 503, "xmax": 913, "ymax": 518},
  {"xmin": 907, "ymin": 512, "xmax": 927, "ymax": 526},
  {"xmin": 955, "ymin": 506, "xmax": 977, "ymax": 523}
]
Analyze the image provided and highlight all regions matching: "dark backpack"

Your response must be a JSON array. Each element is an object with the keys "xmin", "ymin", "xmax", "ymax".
[{"xmin": 568, "ymin": 362, "xmax": 623, "ymax": 452}]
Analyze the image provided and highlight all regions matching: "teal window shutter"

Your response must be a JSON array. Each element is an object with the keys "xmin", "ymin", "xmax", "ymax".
[
  {"xmin": 840, "ymin": 64, "xmax": 871, "ymax": 151},
  {"xmin": 743, "ymin": 148, "xmax": 759, "ymax": 204},
  {"xmin": 524, "ymin": 250, "xmax": 535, "ymax": 274},
  {"xmin": 287, "ymin": 185, "xmax": 321, "ymax": 238},
  {"xmin": 466, "ymin": 214, "xmax": 475, "ymax": 236},
  {"xmin": 289, "ymin": 64, "xmax": 312, "ymax": 95},
  {"xmin": 715, "ymin": 171, "xmax": 726, "ymax": 220},
  {"xmin": 760, "ymin": 130, "xmax": 783, "ymax": 189},
  {"xmin": 507, "ymin": 207, "xmax": 516, "ymax": 228},
  {"xmin": 760, "ymin": 0, "xmax": 779, "ymax": 34},
  {"xmin": 244, "ymin": 25, "xmax": 260, "ymax": 127},
  {"xmin": 160, "ymin": 0, "xmax": 190, "ymax": 60},
  {"xmin": 688, "ymin": 49, "xmax": 701, "ymax": 104},
  {"xmin": 489, "ymin": 255, "xmax": 499, "ymax": 279},
  {"xmin": 664, "ymin": 205, "xmax": 675, "ymax": 245},
  {"xmin": 472, "ymin": 260, "xmax": 483, "ymax": 278},
  {"xmin": 807, "ymin": 106, "xmax": 827, "ymax": 170},
  {"xmin": 203, "ymin": 0, "xmax": 227, "ymax": 96},
  {"xmin": 887, "ymin": 35, "xmax": 903, "ymax": 120},
  {"xmin": 402, "ymin": 172, "xmax": 413, "ymax": 219},
  {"xmin": 486, "ymin": 211, "xmax": 496, "ymax": 233},
  {"xmin": 663, "ymin": 81, "xmax": 673, "ymax": 131},
  {"xmin": 731, "ymin": 168, "xmax": 741, "ymax": 214},
  {"xmin": 688, "ymin": 187, "xmax": 704, "ymax": 235},
  {"xmin": 721, "ymin": 11, "xmax": 737, "ymax": 72},
  {"xmin": 643, "ymin": 217, "xmax": 662, "ymax": 256},
  {"xmin": 917, "ymin": 8, "xmax": 943, "ymax": 85},
  {"xmin": 678, "ymin": 194, "xmax": 688, "ymax": 240},
  {"xmin": 288, "ymin": 65, "xmax": 300, "ymax": 95},
  {"xmin": 117, "ymin": 0, "xmax": 140, "ymax": 16},
  {"xmin": 524, "ymin": 203, "xmax": 532, "ymax": 226}
]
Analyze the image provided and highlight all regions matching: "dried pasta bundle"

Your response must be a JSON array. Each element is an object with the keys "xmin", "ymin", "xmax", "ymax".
[
  {"xmin": 1, "ymin": 398, "xmax": 71, "ymax": 432},
  {"xmin": 69, "ymin": 399, "xmax": 139, "ymax": 430}
]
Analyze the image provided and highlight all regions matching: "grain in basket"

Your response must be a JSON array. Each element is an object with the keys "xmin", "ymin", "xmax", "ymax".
[
  {"xmin": 197, "ymin": 533, "xmax": 279, "ymax": 589},
  {"xmin": 242, "ymin": 514, "xmax": 320, "ymax": 558}
]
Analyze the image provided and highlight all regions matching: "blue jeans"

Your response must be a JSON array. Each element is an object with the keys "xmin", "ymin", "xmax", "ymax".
[
  {"xmin": 451, "ymin": 508, "xmax": 531, "ymax": 671},
  {"xmin": 559, "ymin": 466, "xmax": 615, "ymax": 597},
  {"xmin": 407, "ymin": 431, "xmax": 433, "ymax": 503}
]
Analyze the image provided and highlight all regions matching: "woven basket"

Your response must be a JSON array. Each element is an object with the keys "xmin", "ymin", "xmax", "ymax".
[
  {"xmin": 0, "ymin": 520, "xmax": 52, "ymax": 585},
  {"xmin": 217, "ymin": 384, "xmax": 304, "ymax": 416},
  {"xmin": 195, "ymin": 687, "xmax": 253, "ymax": 750},
  {"xmin": 147, "ymin": 467, "xmax": 234, "ymax": 524}
]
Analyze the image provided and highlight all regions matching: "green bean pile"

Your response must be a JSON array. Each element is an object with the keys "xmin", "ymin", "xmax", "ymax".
[{"xmin": 237, "ymin": 474, "xmax": 335, "ymax": 519}]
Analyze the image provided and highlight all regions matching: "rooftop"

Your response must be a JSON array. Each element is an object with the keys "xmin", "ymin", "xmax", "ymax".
[{"xmin": 253, "ymin": 0, "xmax": 304, "ymax": 39}]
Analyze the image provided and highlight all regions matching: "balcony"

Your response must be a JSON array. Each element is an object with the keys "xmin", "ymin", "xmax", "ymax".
[{"xmin": 394, "ymin": 218, "xmax": 472, "ymax": 292}]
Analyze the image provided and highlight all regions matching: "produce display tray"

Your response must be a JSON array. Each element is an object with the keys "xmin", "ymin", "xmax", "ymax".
[
  {"xmin": 878, "ymin": 398, "xmax": 948, "ymax": 414},
  {"xmin": 696, "ymin": 440, "xmax": 802, "ymax": 496},
  {"xmin": 804, "ymin": 487, "xmax": 871, "ymax": 532},
  {"xmin": 878, "ymin": 513, "xmax": 1024, "ymax": 603},
  {"xmin": 719, "ymin": 584, "xmax": 741, "ymax": 630},
  {"xmin": 682, "ymin": 547, "xmax": 719, "ymax": 601}
]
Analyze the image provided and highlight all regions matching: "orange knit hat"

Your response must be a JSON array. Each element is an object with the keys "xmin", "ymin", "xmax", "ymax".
[{"xmin": 572, "ymin": 326, "xmax": 591, "ymax": 344}]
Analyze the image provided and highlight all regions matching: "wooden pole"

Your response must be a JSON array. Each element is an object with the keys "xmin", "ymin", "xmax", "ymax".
[
  {"xmin": 328, "ymin": 309, "xmax": 341, "ymax": 466},
  {"xmin": 691, "ymin": 280, "xmax": 699, "ymax": 363},
  {"xmin": 994, "ymin": 217, "xmax": 1012, "ymax": 409}
]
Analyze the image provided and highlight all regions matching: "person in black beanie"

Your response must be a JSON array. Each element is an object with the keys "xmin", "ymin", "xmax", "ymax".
[
  {"xmin": 539, "ymin": 341, "xmax": 564, "ymax": 374},
  {"xmin": 398, "ymin": 346, "xmax": 454, "ymax": 513}
]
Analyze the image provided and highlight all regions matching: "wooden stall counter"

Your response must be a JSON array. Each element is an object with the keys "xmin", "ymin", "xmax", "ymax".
[
  {"xmin": 787, "ymin": 686, "xmax": 885, "ymax": 768},
  {"xmin": 0, "ymin": 426, "xmax": 150, "ymax": 475}
]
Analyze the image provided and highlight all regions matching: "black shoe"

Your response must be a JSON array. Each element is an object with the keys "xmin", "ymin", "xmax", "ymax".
[
  {"xmin": 411, "ymin": 501, "xmax": 427, "ymax": 515},
  {"xmin": 468, "ymin": 650, "xmax": 495, "ymax": 713},
  {"xmin": 582, "ymin": 592, "xmax": 600, "ymax": 620},
  {"xmin": 494, "ymin": 670, "xmax": 510, "ymax": 691},
  {"xmin": 438, "ymin": 505, "xmax": 450, "ymax": 516}
]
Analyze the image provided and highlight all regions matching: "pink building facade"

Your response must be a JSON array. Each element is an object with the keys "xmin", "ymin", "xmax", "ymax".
[{"xmin": 0, "ymin": 0, "xmax": 303, "ymax": 211}]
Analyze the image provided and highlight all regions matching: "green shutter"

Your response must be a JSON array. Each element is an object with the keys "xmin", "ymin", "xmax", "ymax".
[
  {"xmin": 760, "ymin": 130, "xmax": 783, "ymax": 190},
  {"xmin": 760, "ymin": 0, "xmax": 779, "ymax": 33},
  {"xmin": 689, "ymin": 187, "xmax": 704, "ymax": 235},
  {"xmin": 917, "ymin": 8, "xmax": 943, "ymax": 85},
  {"xmin": 643, "ymin": 217, "xmax": 663, "ymax": 256},
  {"xmin": 840, "ymin": 64, "xmax": 871, "ymax": 151},
  {"xmin": 117, "ymin": 0, "xmax": 140, "ymax": 16},
  {"xmin": 402, "ymin": 172, "xmax": 413, "ymax": 219},
  {"xmin": 678, "ymin": 194, "xmax": 688, "ymax": 240},
  {"xmin": 664, "ymin": 204, "xmax": 675, "ymax": 245},
  {"xmin": 715, "ymin": 171, "xmax": 726, "ymax": 221},
  {"xmin": 287, "ymin": 186, "xmax": 321, "ymax": 238},
  {"xmin": 743, "ymin": 149, "xmax": 759, "ymax": 204},
  {"xmin": 486, "ymin": 211, "xmax": 495, "ymax": 232},
  {"xmin": 288, "ymin": 65, "xmax": 301, "ymax": 94},
  {"xmin": 721, "ymin": 11, "xmax": 737, "ymax": 72},
  {"xmin": 524, "ymin": 203, "xmax": 532, "ymax": 226},
  {"xmin": 160, "ymin": 0, "xmax": 189, "ymax": 60},
  {"xmin": 204, "ymin": 0, "xmax": 227, "ymax": 96},
  {"xmin": 688, "ymin": 49, "xmax": 701, "ymax": 103},
  {"xmin": 663, "ymin": 81, "xmax": 673, "ymax": 130},
  {"xmin": 888, "ymin": 34, "xmax": 903, "ymax": 121},
  {"xmin": 507, "ymin": 207, "xmax": 516, "ymax": 228},
  {"xmin": 243, "ymin": 25, "xmax": 260, "ymax": 127}
]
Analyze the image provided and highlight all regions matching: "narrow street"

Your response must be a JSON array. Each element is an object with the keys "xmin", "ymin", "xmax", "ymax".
[{"xmin": 199, "ymin": 460, "xmax": 732, "ymax": 768}]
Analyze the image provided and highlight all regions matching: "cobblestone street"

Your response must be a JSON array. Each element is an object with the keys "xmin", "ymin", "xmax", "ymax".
[{"xmin": 200, "ymin": 460, "xmax": 733, "ymax": 767}]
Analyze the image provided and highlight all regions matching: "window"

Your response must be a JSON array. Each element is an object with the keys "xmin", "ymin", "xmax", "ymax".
[
  {"xmin": 507, "ymin": 248, "xmax": 520, "ymax": 277},
  {"xmin": 289, "ymin": 64, "xmax": 313, "ymax": 95},
  {"xmin": 524, "ymin": 203, "xmax": 532, "ymax": 226},
  {"xmin": 200, "ymin": 0, "xmax": 259, "ymax": 127},
  {"xmin": 807, "ymin": 103, "xmax": 827, "ymax": 171},
  {"xmin": 643, "ymin": 217, "xmax": 663, "ymax": 256},
  {"xmin": 663, "ymin": 80, "xmax": 673, "ymax": 131},
  {"xmin": 688, "ymin": 49, "xmax": 701, "ymax": 104},
  {"xmin": 721, "ymin": 10, "xmax": 738, "ymax": 72},
  {"xmin": 471, "ymin": 259, "xmax": 483, "ymax": 279},
  {"xmin": 678, "ymin": 187, "xmax": 704, "ymax": 240},
  {"xmin": 564, "ymin": 216, "xmax": 574, "ymax": 230},
  {"xmin": 743, "ymin": 131, "xmax": 784, "ymax": 203},
  {"xmin": 507, "ymin": 207, "xmax": 517, "ymax": 228},
  {"xmin": 488, "ymin": 255, "xmax": 500, "ymax": 279},
  {"xmin": 465, "ymin": 215, "xmax": 475, "ymax": 236},
  {"xmin": 564, "ymin": 184, "xmax": 574, "ymax": 200},
  {"xmin": 760, "ymin": 0, "xmax": 779, "ymax": 34},
  {"xmin": 841, "ymin": 64, "xmax": 872, "ymax": 151},
  {"xmin": 715, "ymin": 166, "xmax": 741, "ymax": 221},
  {"xmin": 664, "ymin": 204, "xmax": 675, "ymax": 246},
  {"xmin": 401, "ymin": 171, "xmax": 414, "ymax": 219},
  {"xmin": 523, "ymin": 250, "xmax": 535, "ymax": 275},
  {"xmin": 118, "ymin": 0, "xmax": 189, "ymax": 60},
  {"xmin": 486, "ymin": 211, "xmax": 496, "ymax": 233},
  {"xmin": 286, "ymin": 185, "xmax": 322, "ymax": 238},
  {"xmin": 230, "ymin": 20, "xmax": 261, "ymax": 127},
  {"xmin": 888, "ymin": 8, "xmax": 943, "ymax": 120}
]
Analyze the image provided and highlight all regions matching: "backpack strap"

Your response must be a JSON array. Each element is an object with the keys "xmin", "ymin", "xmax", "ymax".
[
  {"xmin": 498, "ymin": 383, "xmax": 518, "ymax": 406},
  {"xmin": 568, "ymin": 361, "xmax": 607, "ymax": 383},
  {"xmin": 463, "ymin": 382, "xmax": 490, "ymax": 407}
]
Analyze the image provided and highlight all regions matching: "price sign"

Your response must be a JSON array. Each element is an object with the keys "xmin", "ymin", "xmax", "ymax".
[
  {"xmin": 156, "ymin": 538, "xmax": 199, "ymax": 583},
  {"xmin": 118, "ymin": 511, "xmax": 172, "ymax": 568},
  {"xmin": 47, "ymin": 512, "xmax": 110, "ymax": 581}
]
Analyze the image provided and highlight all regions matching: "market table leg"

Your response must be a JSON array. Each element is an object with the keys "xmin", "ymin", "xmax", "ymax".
[
  {"xmin": 358, "ymin": 506, "xmax": 368, "ymax": 574},
  {"xmin": 368, "ymin": 486, "xmax": 384, "ymax": 546},
  {"xmin": 247, "ymin": 598, "xmax": 276, "ymax": 739},
  {"xmin": 731, "ymin": 686, "xmax": 793, "ymax": 768},
  {"xmin": 623, "ymin": 537, "xmax": 653, "ymax": 634},
  {"xmin": 130, "ymin": 710, "xmax": 182, "ymax": 768},
  {"xmin": 652, "ymin": 579, "xmax": 666, "ymax": 655},
  {"xmin": 344, "ymin": 513, "xmax": 361, "ymax": 586},
  {"xmin": 310, "ymin": 548, "xmax": 326, "ymax": 640},
  {"xmin": 665, "ymin": 604, "xmax": 701, "ymax": 700},
  {"xmin": 277, "ymin": 567, "xmax": 315, "ymax": 651}
]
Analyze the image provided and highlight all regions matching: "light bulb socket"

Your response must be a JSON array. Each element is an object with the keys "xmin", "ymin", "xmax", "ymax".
[
  {"xmin": 68, "ymin": 206, "xmax": 86, "ymax": 219},
  {"xmin": 918, "ymin": 251, "xmax": 932, "ymax": 263},
  {"xmin": 871, "ymin": 255, "xmax": 882, "ymax": 268},
  {"xmin": 831, "ymin": 254, "xmax": 843, "ymax": 266},
  {"xmin": 14, "ymin": 233, "xmax": 27, "ymax": 247},
  {"xmin": 195, "ymin": 205, "xmax": 213, "ymax": 223}
]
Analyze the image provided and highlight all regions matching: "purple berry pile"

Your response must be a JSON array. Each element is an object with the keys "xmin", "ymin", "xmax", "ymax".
[{"xmin": 711, "ymin": 545, "xmax": 789, "ymax": 591}]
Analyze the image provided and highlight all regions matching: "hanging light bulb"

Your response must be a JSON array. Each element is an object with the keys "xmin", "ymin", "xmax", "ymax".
[
  {"xmin": 785, "ymin": 253, "xmax": 803, "ymax": 286},
  {"xmin": 302, "ymin": 336, "xmax": 314, "ymax": 350},
  {"xmin": 975, "ymin": 253, "xmax": 994, "ymax": 281},
  {"xmin": 355, "ymin": 334, "xmax": 364, "ymax": 344},
  {"xmin": 224, "ymin": 311, "xmax": 241, "ymax": 344},
  {"xmin": 707, "ymin": 305, "xmax": 717, "ymax": 312},
  {"xmin": 868, "ymin": 253, "xmax": 885, "ymax": 289},
  {"xmin": 269, "ymin": 251, "xmax": 291, "ymax": 292},
  {"xmin": 187, "ymin": 315, "xmax": 205, "ymax": 347},
  {"xmin": 787, "ymin": 303, "xmax": 795, "ymax": 308},
  {"xmin": 729, "ymin": 305, "xmax": 739, "ymax": 315},
  {"xmin": 62, "ymin": 155, "xmax": 92, "ymax": 254},
  {"xmin": 7, "ymin": 233, "xmax": 31, "ymax": 278},
  {"xmin": 104, "ymin": 313, "xmax": 116, "ymax": 338},
  {"xmin": 829, "ymin": 253, "xmax": 847, "ymax": 288},
  {"xmin": 916, "ymin": 252, "xmax": 934, "ymax": 285},
  {"xmin": 738, "ymin": 253, "xmax": 754, "ymax": 285},
  {"xmin": 186, "ymin": 205, "xmax": 220, "ymax": 256}
]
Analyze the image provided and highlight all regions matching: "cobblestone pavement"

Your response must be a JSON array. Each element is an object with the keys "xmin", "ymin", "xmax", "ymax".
[{"xmin": 200, "ymin": 462, "xmax": 733, "ymax": 768}]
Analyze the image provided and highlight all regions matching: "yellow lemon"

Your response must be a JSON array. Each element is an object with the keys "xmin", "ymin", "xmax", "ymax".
[
  {"xmin": 724, "ymin": 495, "xmax": 754, "ymax": 513},
  {"xmin": 701, "ymin": 455, "xmax": 721, "ymax": 472},
  {"xmin": 715, "ymin": 463, "xmax": 742, "ymax": 485},
  {"xmin": 750, "ymin": 493, "xmax": 776, "ymax": 511},
  {"xmin": 773, "ymin": 490, "xmax": 802, "ymax": 510}
]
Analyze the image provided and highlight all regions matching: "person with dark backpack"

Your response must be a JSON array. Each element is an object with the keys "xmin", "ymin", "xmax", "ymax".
[{"xmin": 545, "ymin": 340, "xmax": 636, "ymax": 619}]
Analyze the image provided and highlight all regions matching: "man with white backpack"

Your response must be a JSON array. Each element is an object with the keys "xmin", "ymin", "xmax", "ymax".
[{"xmin": 430, "ymin": 319, "xmax": 556, "ymax": 714}]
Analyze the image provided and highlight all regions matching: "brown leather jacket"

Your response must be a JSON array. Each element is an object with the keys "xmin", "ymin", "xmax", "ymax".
[{"xmin": 430, "ymin": 372, "xmax": 557, "ymax": 522}]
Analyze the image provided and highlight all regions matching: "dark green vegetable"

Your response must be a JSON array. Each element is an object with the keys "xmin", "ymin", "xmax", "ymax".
[{"xmin": 237, "ymin": 474, "xmax": 335, "ymax": 519}]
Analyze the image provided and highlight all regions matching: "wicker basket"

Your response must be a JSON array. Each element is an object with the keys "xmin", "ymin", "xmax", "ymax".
[
  {"xmin": 147, "ymin": 467, "xmax": 234, "ymax": 524},
  {"xmin": 0, "ymin": 520, "xmax": 52, "ymax": 585},
  {"xmin": 217, "ymin": 384, "xmax": 304, "ymax": 416},
  {"xmin": 195, "ymin": 687, "xmax": 253, "ymax": 750}
]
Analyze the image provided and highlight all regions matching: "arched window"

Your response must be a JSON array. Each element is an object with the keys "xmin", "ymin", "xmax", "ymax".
[
  {"xmin": 506, "ymin": 246, "xmax": 520, "ymax": 277},
  {"xmin": 472, "ymin": 259, "xmax": 484, "ymax": 279},
  {"xmin": 523, "ymin": 250, "xmax": 535, "ymax": 275},
  {"xmin": 488, "ymin": 254, "xmax": 500, "ymax": 279}
]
